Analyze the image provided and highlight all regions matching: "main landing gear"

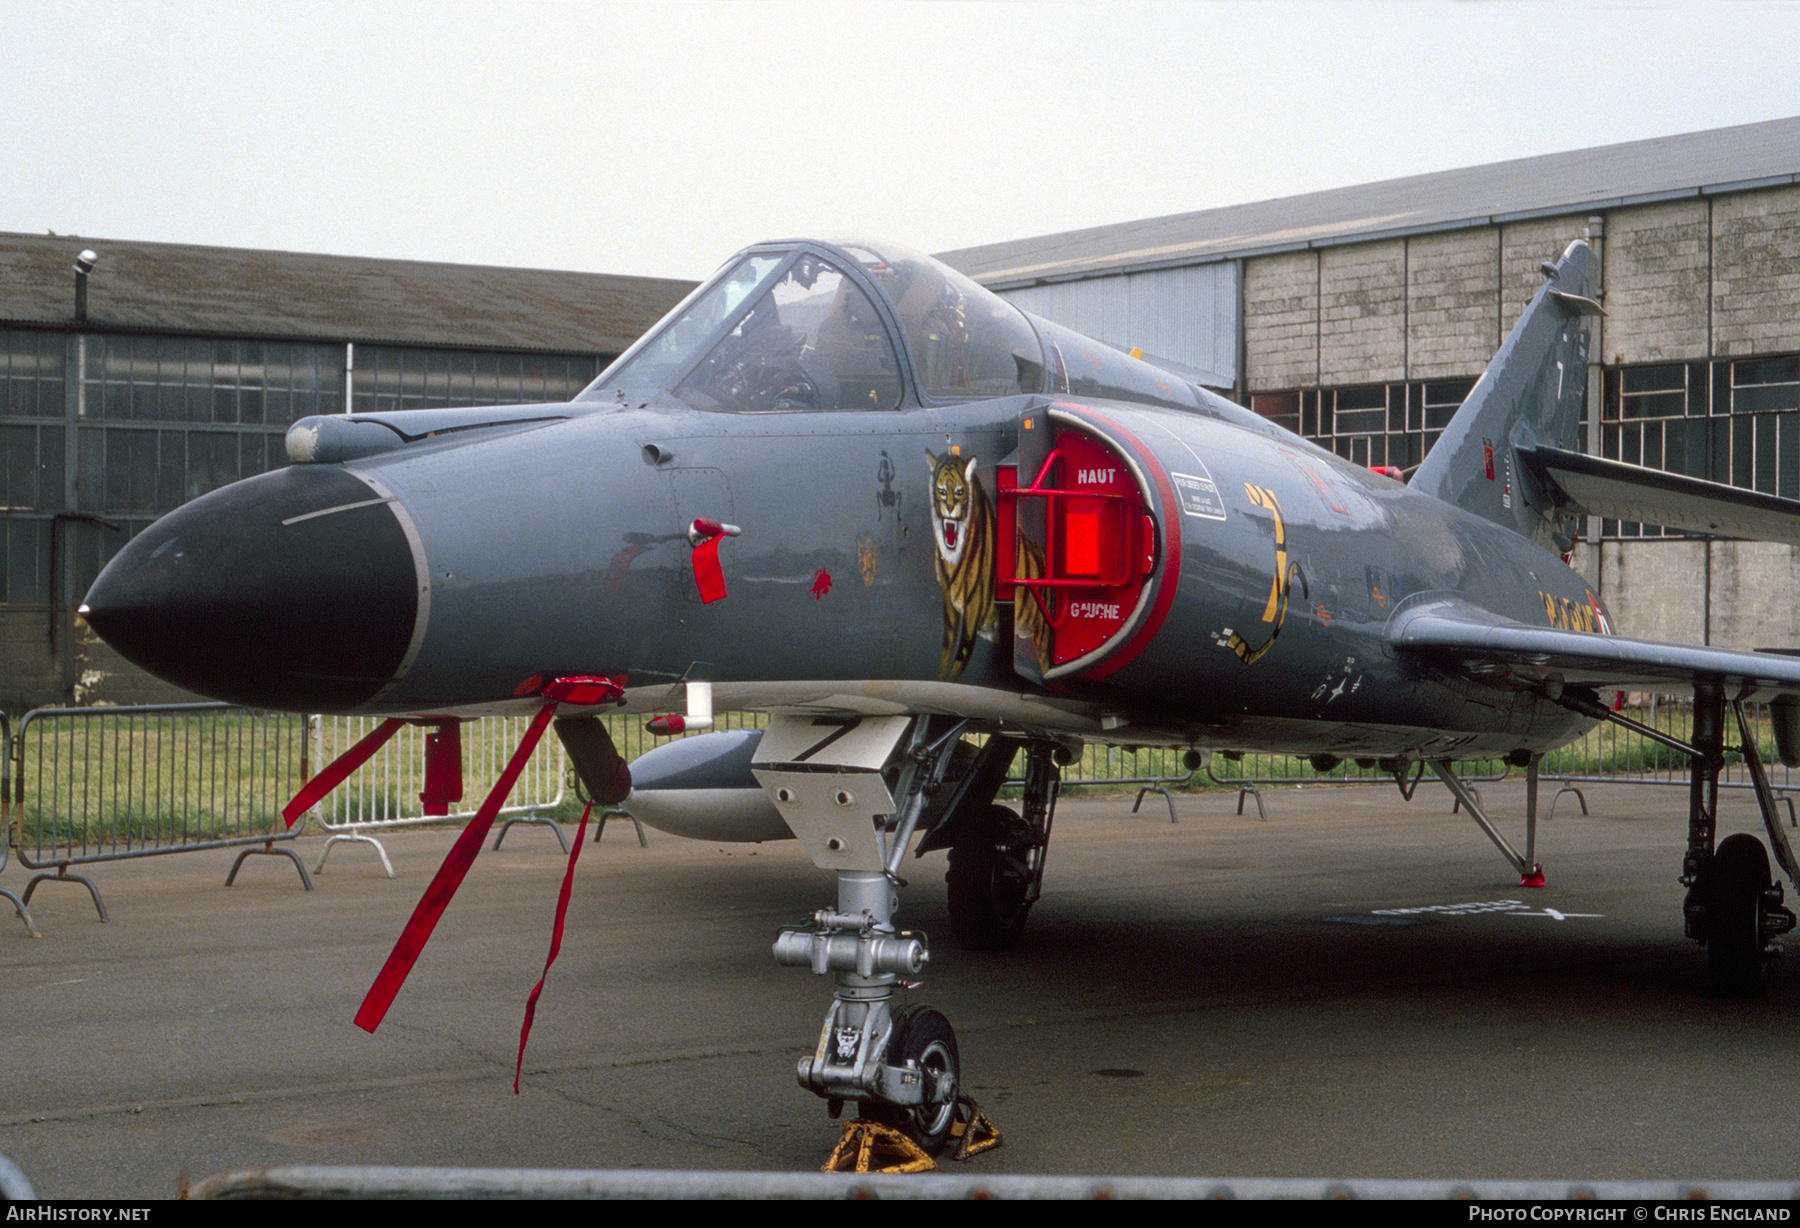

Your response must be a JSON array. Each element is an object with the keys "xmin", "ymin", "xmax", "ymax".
[
  {"xmin": 944, "ymin": 742, "xmax": 1059, "ymax": 951},
  {"xmin": 946, "ymin": 804, "xmax": 1038, "ymax": 950},
  {"xmin": 1557, "ymin": 683, "xmax": 1799, "ymax": 995},
  {"xmin": 756, "ymin": 715, "xmax": 1028, "ymax": 1165}
]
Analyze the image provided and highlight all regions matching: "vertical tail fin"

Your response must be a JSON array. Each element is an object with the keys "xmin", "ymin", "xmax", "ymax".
[{"xmin": 1410, "ymin": 239, "xmax": 1600, "ymax": 550}]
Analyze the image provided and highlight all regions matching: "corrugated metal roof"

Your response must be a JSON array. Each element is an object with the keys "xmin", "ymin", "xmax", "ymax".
[
  {"xmin": 0, "ymin": 232, "xmax": 695, "ymax": 353},
  {"xmin": 939, "ymin": 117, "xmax": 1800, "ymax": 287}
]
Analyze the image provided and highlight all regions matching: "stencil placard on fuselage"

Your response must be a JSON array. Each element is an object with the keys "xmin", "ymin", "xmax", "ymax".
[{"xmin": 1171, "ymin": 468, "xmax": 1226, "ymax": 521}]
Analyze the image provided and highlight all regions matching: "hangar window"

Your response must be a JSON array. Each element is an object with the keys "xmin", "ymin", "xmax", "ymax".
[
  {"xmin": 1727, "ymin": 356, "xmax": 1799, "ymax": 416},
  {"xmin": 1419, "ymin": 380, "xmax": 1475, "ymax": 433},
  {"xmin": 1, "ymin": 332, "xmax": 65, "ymax": 604},
  {"xmin": 1250, "ymin": 392, "xmax": 1299, "ymax": 434},
  {"xmin": 1601, "ymin": 362, "xmax": 1707, "ymax": 536},
  {"xmin": 1330, "ymin": 385, "xmax": 1389, "ymax": 437},
  {"xmin": 1306, "ymin": 384, "xmax": 1426, "ymax": 472},
  {"xmin": 1617, "ymin": 363, "xmax": 1698, "ymax": 419},
  {"xmin": 1257, "ymin": 377, "xmax": 1476, "ymax": 480},
  {"xmin": 353, "ymin": 345, "xmax": 599, "ymax": 415},
  {"xmin": 1305, "ymin": 387, "xmax": 1377, "ymax": 463},
  {"xmin": 1720, "ymin": 356, "xmax": 1800, "ymax": 502},
  {"xmin": 1600, "ymin": 356, "xmax": 1800, "ymax": 537},
  {"xmin": 5, "ymin": 333, "xmax": 351, "ymax": 606},
  {"xmin": 80, "ymin": 335, "xmax": 345, "ymax": 425},
  {"xmin": 0, "ymin": 423, "xmax": 63, "ymax": 603},
  {"xmin": 1, "ymin": 329, "xmax": 64, "ymax": 417}
]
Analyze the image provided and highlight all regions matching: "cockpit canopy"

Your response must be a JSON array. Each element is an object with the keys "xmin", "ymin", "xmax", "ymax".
[{"xmin": 580, "ymin": 238, "xmax": 1046, "ymax": 413}]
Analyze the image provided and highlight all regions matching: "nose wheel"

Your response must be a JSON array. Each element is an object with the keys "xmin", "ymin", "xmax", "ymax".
[
  {"xmin": 828, "ymin": 1005, "xmax": 999, "ymax": 1171},
  {"xmin": 862, "ymin": 1006, "xmax": 960, "ymax": 1154}
]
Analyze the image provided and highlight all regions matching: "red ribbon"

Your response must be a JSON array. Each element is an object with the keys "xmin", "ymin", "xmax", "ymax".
[
  {"xmin": 282, "ymin": 718, "xmax": 404, "ymax": 828},
  {"xmin": 514, "ymin": 800, "xmax": 592, "ymax": 1092},
  {"xmin": 354, "ymin": 700, "xmax": 558, "ymax": 1033}
]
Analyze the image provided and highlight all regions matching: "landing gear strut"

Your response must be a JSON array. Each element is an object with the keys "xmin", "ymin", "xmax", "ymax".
[
  {"xmin": 1558, "ymin": 682, "xmax": 1798, "ymax": 994},
  {"xmin": 757, "ymin": 715, "xmax": 992, "ymax": 1159}
]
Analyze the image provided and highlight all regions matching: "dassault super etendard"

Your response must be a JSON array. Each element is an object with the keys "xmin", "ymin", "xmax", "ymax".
[{"xmin": 84, "ymin": 235, "xmax": 1800, "ymax": 1156}]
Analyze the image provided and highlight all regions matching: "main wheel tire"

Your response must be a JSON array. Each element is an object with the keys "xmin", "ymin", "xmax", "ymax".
[
  {"xmin": 946, "ymin": 803, "xmax": 1035, "ymax": 951},
  {"xmin": 1708, "ymin": 833, "xmax": 1772, "ymax": 997},
  {"xmin": 877, "ymin": 1005, "xmax": 960, "ymax": 1156}
]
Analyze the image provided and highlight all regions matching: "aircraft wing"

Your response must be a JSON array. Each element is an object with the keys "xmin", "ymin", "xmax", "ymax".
[
  {"xmin": 1519, "ymin": 446, "xmax": 1800, "ymax": 547},
  {"xmin": 1389, "ymin": 599, "xmax": 1800, "ymax": 698}
]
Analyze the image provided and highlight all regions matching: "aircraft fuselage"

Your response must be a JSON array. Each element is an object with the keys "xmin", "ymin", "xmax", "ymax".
[{"xmin": 84, "ymin": 385, "xmax": 1604, "ymax": 761}]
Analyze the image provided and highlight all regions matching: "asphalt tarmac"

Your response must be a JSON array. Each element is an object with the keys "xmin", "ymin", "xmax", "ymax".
[{"xmin": 3, "ymin": 777, "xmax": 1796, "ymax": 1198}]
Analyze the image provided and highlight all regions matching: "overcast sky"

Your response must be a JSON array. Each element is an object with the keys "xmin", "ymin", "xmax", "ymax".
[{"xmin": 4, "ymin": 0, "xmax": 1798, "ymax": 280}]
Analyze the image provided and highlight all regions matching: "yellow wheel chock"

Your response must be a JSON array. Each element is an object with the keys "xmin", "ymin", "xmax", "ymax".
[
  {"xmin": 948, "ymin": 1093, "xmax": 1001, "ymax": 1159},
  {"xmin": 823, "ymin": 1121, "xmax": 936, "ymax": 1174},
  {"xmin": 821, "ymin": 1094, "xmax": 1001, "ymax": 1173}
]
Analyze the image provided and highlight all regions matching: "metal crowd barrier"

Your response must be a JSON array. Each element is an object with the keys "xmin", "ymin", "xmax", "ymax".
[
  {"xmin": 10, "ymin": 692, "xmax": 1780, "ymax": 922},
  {"xmin": 1179, "ymin": 695, "xmax": 1800, "ymax": 824},
  {"xmin": 305, "ymin": 713, "xmax": 572, "ymax": 875},
  {"xmin": 1539, "ymin": 694, "xmax": 1799, "ymax": 821},
  {"xmin": 1033, "ymin": 742, "xmax": 1198, "ymax": 821},
  {"xmin": 1200, "ymin": 753, "xmax": 1511, "ymax": 821},
  {"xmin": 9, "ymin": 703, "xmax": 314, "ymax": 918},
  {"xmin": 0, "ymin": 709, "xmax": 38, "ymax": 936}
]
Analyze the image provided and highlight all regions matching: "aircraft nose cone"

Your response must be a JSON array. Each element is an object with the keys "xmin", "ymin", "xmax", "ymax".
[{"xmin": 82, "ymin": 467, "xmax": 422, "ymax": 711}]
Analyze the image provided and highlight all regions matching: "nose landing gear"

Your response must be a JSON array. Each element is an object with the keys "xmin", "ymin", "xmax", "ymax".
[{"xmin": 757, "ymin": 714, "xmax": 1004, "ymax": 1169}]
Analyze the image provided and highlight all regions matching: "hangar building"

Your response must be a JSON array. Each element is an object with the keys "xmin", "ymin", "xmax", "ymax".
[
  {"xmin": 941, "ymin": 115, "xmax": 1800, "ymax": 660},
  {"xmin": 0, "ymin": 238, "xmax": 693, "ymax": 708},
  {"xmin": 5, "ymin": 116, "xmax": 1797, "ymax": 710}
]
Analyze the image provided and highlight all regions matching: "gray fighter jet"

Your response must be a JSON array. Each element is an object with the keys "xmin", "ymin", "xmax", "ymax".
[{"xmin": 82, "ymin": 235, "xmax": 1800, "ymax": 1155}]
